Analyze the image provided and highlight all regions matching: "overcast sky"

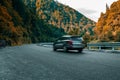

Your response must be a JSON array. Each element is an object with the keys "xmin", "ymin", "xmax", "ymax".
[{"xmin": 56, "ymin": 0, "xmax": 117, "ymax": 22}]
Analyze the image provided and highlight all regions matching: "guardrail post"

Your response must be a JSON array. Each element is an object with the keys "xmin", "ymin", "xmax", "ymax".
[{"xmin": 87, "ymin": 42, "xmax": 120, "ymax": 52}]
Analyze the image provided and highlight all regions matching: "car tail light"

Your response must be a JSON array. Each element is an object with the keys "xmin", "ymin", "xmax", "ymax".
[{"xmin": 67, "ymin": 40, "xmax": 73, "ymax": 45}]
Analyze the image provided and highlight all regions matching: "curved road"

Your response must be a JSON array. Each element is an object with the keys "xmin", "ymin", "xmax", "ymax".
[{"xmin": 0, "ymin": 44, "xmax": 120, "ymax": 80}]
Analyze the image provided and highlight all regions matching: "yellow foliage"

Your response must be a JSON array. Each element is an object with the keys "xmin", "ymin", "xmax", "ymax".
[
  {"xmin": 0, "ymin": 6, "xmax": 12, "ymax": 21},
  {"xmin": 95, "ymin": 0, "xmax": 120, "ymax": 42}
]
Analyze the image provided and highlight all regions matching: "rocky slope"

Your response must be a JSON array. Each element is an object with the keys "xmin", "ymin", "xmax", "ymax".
[{"xmin": 94, "ymin": 0, "xmax": 120, "ymax": 42}]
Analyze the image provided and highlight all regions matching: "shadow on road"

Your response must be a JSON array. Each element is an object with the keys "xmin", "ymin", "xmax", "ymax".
[{"xmin": 53, "ymin": 50, "xmax": 85, "ymax": 55}]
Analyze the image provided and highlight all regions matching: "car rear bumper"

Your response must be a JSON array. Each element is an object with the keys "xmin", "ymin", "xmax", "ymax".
[
  {"xmin": 66, "ymin": 45, "xmax": 85, "ymax": 50},
  {"xmin": 67, "ymin": 47, "xmax": 83, "ymax": 50}
]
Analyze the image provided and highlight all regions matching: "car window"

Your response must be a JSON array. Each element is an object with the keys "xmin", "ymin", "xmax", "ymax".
[
  {"xmin": 71, "ymin": 37, "xmax": 83, "ymax": 41},
  {"xmin": 55, "ymin": 37, "xmax": 63, "ymax": 42},
  {"xmin": 55, "ymin": 37, "xmax": 70, "ymax": 42},
  {"xmin": 61, "ymin": 37, "xmax": 70, "ymax": 40}
]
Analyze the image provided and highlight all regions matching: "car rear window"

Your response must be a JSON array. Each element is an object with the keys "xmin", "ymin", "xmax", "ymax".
[{"xmin": 71, "ymin": 36, "xmax": 83, "ymax": 41}]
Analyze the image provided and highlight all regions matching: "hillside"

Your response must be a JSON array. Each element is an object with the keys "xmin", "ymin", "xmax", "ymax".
[
  {"xmin": 94, "ymin": 0, "xmax": 120, "ymax": 42},
  {"xmin": 24, "ymin": 0, "xmax": 95, "ymax": 35},
  {"xmin": 0, "ymin": 0, "xmax": 95, "ymax": 45},
  {"xmin": 0, "ymin": 0, "xmax": 65, "ymax": 45}
]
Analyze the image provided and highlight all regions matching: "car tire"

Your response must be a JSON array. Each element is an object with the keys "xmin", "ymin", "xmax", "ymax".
[
  {"xmin": 78, "ymin": 49, "xmax": 83, "ymax": 53},
  {"xmin": 53, "ymin": 46, "xmax": 57, "ymax": 51}
]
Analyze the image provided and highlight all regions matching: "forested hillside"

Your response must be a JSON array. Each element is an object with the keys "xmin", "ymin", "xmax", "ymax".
[
  {"xmin": 0, "ymin": 0, "xmax": 65, "ymax": 45},
  {"xmin": 24, "ymin": 0, "xmax": 95, "ymax": 35},
  {"xmin": 94, "ymin": 0, "xmax": 120, "ymax": 42}
]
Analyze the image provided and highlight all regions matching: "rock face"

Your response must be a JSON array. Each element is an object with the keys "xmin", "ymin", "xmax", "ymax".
[
  {"xmin": 23, "ymin": 0, "xmax": 95, "ymax": 35},
  {"xmin": 94, "ymin": 0, "xmax": 120, "ymax": 42}
]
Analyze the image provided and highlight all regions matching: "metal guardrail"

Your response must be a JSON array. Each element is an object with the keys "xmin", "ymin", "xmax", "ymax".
[
  {"xmin": 39, "ymin": 43, "xmax": 53, "ymax": 46},
  {"xmin": 37, "ymin": 43, "xmax": 53, "ymax": 48},
  {"xmin": 38, "ymin": 42, "xmax": 120, "ymax": 52},
  {"xmin": 87, "ymin": 42, "xmax": 120, "ymax": 51}
]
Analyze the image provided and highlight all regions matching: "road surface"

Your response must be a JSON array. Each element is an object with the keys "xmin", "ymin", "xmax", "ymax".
[{"xmin": 0, "ymin": 44, "xmax": 120, "ymax": 80}]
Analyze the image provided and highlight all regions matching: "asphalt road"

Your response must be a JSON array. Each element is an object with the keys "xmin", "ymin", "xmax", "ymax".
[{"xmin": 0, "ymin": 44, "xmax": 120, "ymax": 80}]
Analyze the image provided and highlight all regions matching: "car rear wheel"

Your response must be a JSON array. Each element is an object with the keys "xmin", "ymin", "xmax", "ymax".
[
  {"xmin": 53, "ymin": 46, "xmax": 57, "ymax": 51},
  {"xmin": 78, "ymin": 49, "xmax": 83, "ymax": 53}
]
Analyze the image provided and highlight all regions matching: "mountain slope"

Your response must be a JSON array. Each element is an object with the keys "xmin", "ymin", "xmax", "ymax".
[
  {"xmin": 24, "ymin": 0, "xmax": 95, "ymax": 35},
  {"xmin": 0, "ymin": 0, "xmax": 65, "ymax": 45},
  {"xmin": 0, "ymin": 0, "xmax": 95, "ymax": 45},
  {"xmin": 94, "ymin": 0, "xmax": 120, "ymax": 42}
]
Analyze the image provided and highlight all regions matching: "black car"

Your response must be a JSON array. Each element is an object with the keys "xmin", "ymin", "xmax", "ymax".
[{"xmin": 53, "ymin": 35, "xmax": 85, "ymax": 53}]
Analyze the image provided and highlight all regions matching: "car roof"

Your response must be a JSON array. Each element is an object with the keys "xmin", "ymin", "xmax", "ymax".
[
  {"xmin": 62, "ymin": 35, "xmax": 71, "ymax": 37},
  {"xmin": 62, "ymin": 35, "xmax": 80, "ymax": 38}
]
